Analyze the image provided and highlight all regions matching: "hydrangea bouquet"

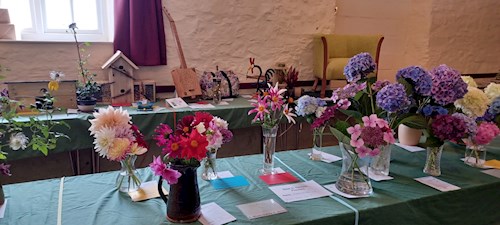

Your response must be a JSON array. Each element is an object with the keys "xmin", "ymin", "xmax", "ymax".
[
  {"xmin": 89, "ymin": 106, "xmax": 148, "ymax": 192},
  {"xmin": 150, "ymin": 112, "xmax": 232, "ymax": 184}
]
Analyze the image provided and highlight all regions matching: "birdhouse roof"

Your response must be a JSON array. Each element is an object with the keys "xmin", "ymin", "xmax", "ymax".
[{"xmin": 101, "ymin": 50, "xmax": 139, "ymax": 70}]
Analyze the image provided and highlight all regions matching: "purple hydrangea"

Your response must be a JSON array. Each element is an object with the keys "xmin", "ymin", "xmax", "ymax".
[
  {"xmin": 332, "ymin": 82, "xmax": 367, "ymax": 102},
  {"xmin": 343, "ymin": 53, "xmax": 376, "ymax": 83},
  {"xmin": 371, "ymin": 80, "xmax": 390, "ymax": 92},
  {"xmin": 421, "ymin": 105, "xmax": 449, "ymax": 117},
  {"xmin": 431, "ymin": 114, "xmax": 467, "ymax": 142},
  {"xmin": 375, "ymin": 83, "xmax": 411, "ymax": 113},
  {"xmin": 395, "ymin": 66, "xmax": 432, "ymax": 96},
  {"xmin": 452, "ymin": 113, "xmax": 477, "ymax": 136},
  {"xmin": 430, "ymin": 65, "xmax": 468, "ymax": 106}
]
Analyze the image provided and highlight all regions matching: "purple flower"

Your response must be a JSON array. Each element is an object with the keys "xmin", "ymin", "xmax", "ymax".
[
  {"xmin": 431, "ymin": 114, "xmax": 467, "ymax": 142},
  {"xmin": 0, "ymin": 163, "xmax": 11, "ymax": 176},
  {"xmin": 343, "ymin": 53, "xmax": 376, "ymax": 82},
  {"xmin": 220, "ymin": 128, "xmax": 233, "ymax": 144},
  {"xmin": 376, "ymin": 83, "xmax": 411, "ymax": 113},
  {"xmin": 430, "ymin": 65, "xmax": 468, "ymax": 105},
  {"xmin": 149, "ymin": 156, "xmax": 182, "ymax": 184},
  {"xmin": 371, "ymin": 80, "xmax": 390, "ymax": 92},
  {"xmin": 331, "ymin": 82, "xmax": 367, "ymax": 102},
  {"xmin": 396, "ymin": 66, "xmax": 432, "ymax": 96},
  {"xmin": 452, "ymin": 113, "xmax": 477, "ymax": 136}
]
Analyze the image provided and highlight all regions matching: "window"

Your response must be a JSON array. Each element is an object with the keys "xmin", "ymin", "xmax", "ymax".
[{"xmin": 0, "ymin": 0, "xmax": 113, "ymax": 42}]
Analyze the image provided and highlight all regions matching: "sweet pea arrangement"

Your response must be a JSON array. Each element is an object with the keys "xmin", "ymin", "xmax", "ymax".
[
  {"xmin": 150, "ymin": 112, "xmax": 232, "ymax": 183},
  {"xmin": 88, "ymin": 106, "xmax": 148, "ymax": 192}
]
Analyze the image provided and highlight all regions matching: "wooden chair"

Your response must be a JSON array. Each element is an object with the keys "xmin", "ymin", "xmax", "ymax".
[{"xmin": 312, "ymin": 34, "xmax": 384, "ymax": 98}]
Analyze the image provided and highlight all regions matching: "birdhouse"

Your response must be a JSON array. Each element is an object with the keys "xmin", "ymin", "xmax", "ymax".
[{"xmin": 101, "ymin": 50, "xmax": 139, "ymax": 105}]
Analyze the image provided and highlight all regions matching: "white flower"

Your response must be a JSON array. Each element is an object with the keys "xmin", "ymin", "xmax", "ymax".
[
  {"xmin": 9, "ymin": 132, "xmax": 29, "ymax": 150},
  {"xmin": 484, "ymin": 83, "xmax": 500, "ymax": 101},
  {"xmin": 93, "ymin": 126, "xmax": 116, "ymax": 157},
  {"xmin": 49, "ymin": 71, "xmax": 65, "ymax": 81},
  {"xmin": 212, "ymin": 116, "xmax": 228, "ymax": 130},
  {"xmin": 461, "ymin": 76, "xmax": 477, "ymax": 87},
  {"xmin": 315, "ymin": 106, "xmax": 326, "ymax": 118},
  {"xmin": 130, "ymin": 143, "xmax": 147, "ymax": 155},
  {"xmin": 283, "ymin": 104, "xmax": 297, "ymax": 124},
  {"xmin": 195, "ymin": 123, "xmax": 206, "ymax": 134},
  {"xmin": 89, "ymin": 106, "xmax": 131, "ymax": 135}
]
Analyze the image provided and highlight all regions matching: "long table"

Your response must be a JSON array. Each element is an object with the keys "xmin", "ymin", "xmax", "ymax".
[
  {"xmin": 4, "ymin": 98, "xmax": 254, "ymax": 161},
  {"xmin": 2, "ymin": 142, "xmax": 499, "ymax": 224}
]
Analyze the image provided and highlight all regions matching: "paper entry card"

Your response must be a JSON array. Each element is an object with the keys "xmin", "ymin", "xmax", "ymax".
[
  {"xmin": 268, "ymin": 180, "xmax": 332, "ymax": 203},
  {"xmin": 237, "ymin": 199, "xmax": 287, "ymax": 220},
  {"xmin": 414, "ymin": 176, "xmax": 460, "ymax": 192}
]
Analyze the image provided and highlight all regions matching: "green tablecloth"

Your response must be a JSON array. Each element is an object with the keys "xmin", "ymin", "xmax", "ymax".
[
  {"xmin": 2, "ymin": 143, "xmax": 499, "ymax": 225},
  {"xmin": 4, "ymin": 98, "xmax": 254, "ymax": 161}
]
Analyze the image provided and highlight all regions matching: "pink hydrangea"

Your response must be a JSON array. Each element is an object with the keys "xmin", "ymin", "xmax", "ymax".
[
  {"xmin": 473, "ymin": 122, "xmax": 500, "ymax": 145},
  {"xmin": 347, "ymin": 114, "xmax": 395, "ymax": 158}
]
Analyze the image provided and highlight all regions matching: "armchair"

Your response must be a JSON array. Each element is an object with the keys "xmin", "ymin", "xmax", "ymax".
[{"xmin": 312, "ymin": 34, "xmax": 384, "ymax": 98}]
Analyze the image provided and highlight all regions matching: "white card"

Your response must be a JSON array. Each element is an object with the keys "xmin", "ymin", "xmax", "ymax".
[
  {"xmin": 274, "ymin": 167, "xmax": 286, "ymax": 174},
  {"xmin": 460, "ymin": 157, "xmax": 493, "ymax": 169},
  {"xmin": 268, "ymin": 180, "xmax": 332, "ymax": 203},
  {"xmin": 360, "ymin": 166, "xmax": 394, "ymax": 181},
  {"xmin": 248, "ymin": 99, "xmax": 258, "ymax": 103},
  {"xmin": 237, "ymin": 199, "xmax": 287, "ymax": 219},
  {"xmin": 481, "ymin": 169, "xmax": 500, "ymax": 179},
  {"xmin": 223, "ymin": 98, "xmax": 234, "ymax": 101},
  {"xmin": 395, "ymin": 143, "xmax": 425, "ymax": 152},
  {"xmin": 414, "ymin": 176, "xmax": 461, "ymax": 192},
  {"xmin": 0, "ymin": 199, "xmax": 6, "ymax": 218},
  {"xmin": 189, "ymin": 103, "xmax": 216, "ymax": 109},
  {"xmin": 199, "ymin": 202, "xmax": 236, "ymax": 225},
  {"xmin": 166, "ymin": 98, "xmax": 189, "ymax": 108},
  {"xmin": 217, "ymin": 101, "xmax": 230, "ymax": 106},
  {"xmin": 308, "ymin": 149, "xmax": 341, "ymax": 163},
  {"xmin": 216, "ymin": 171, "xmax": 234, "ymax": 179},
  {"xmin": 241, "ymin": 95, "xmax": 253, "ymax": 99},
  {"xmin": 324, "ymin": 184, "xmax": 369, "ymax": 199},
  {"xmin": 128, "ymin": 181, "xmax": 168, "ymax": 202}
]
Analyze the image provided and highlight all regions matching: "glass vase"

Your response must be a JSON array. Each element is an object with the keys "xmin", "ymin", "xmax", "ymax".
[
  {"xmin": 423, "ymin": 146, "xmax": 443, "ymax": 176},
  {"xmin": 464, "ymin": 144, "xmax": 486, "ymax": 168},
  {"xmin": 335, "ymin": 143, "xmax": 373, "ymax": 196},
  {"xmin": 202, "ymin": 148, "xmax": 218, "ymax": 180},
  {"xmin": 260, "ymin": 125, "xmax": 278, "ymax": 175},
  {"xmin": 115, "ymin": 155, "xmax": 141, "ymax": 193},
  {"xmin": 311, "ymin": 126, "xmax": 325, "ymax": 161},
  {"xmin": 370, "ymin": 145, "xmax": 392, "ymax": 176}
]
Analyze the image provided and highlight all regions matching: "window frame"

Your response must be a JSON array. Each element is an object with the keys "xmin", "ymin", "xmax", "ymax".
[{"xmin": 18, "ymin": 0, "xmax": 113, "ymax": 42}]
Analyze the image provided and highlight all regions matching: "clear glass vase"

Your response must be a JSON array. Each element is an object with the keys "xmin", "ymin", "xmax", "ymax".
[
  {"xmin": 115, "ymin": 155, "xmax": 141, "ymax": 193},
  {"xmin": 370, "ymin": 145, "xmax": 392, "ymax": 176},
  {"xmin": 260, "ymin": 125, "xmax": 278, "ymax": 175},
  {"xmin": 202, "ymin": 148, "xmax": 218, "ymax": 180},
  {"xmin": 335, "ymin": 143, "xmax": 373, "ymax": 196},
  {"xmin": 423, "ymin": 146, "xmax": 443, "ymax": 176},
  {"xmin": 311, "ymin": 126, "xmax": 325, "ymax": 161},
  {"xmin": 464, "ymin": 144, "xmax": 486, "ymax": 168}
]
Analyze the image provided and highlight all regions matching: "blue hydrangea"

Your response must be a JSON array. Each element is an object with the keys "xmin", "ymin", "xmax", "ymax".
[
  {"xmin": 430, "ymin": 65, "xmax": 468, "ymax": 105},
  {"xmin": 488, "ymin": 96, "xmax": 500, "ymax": 115},
  {"xmin": 343, "ymin": 53, "xmax": 376, "ymax": 83},
  {"xmin": 295, "ymin": 95, "xmax": 326, "ymax": 116},
  {"xmin": 421, "ymin": 105, "xmax": 448, "ymax": 117},
  {"xmin": 376, "ymin": 83, "xmax": 411, "ymax": 113},
  {"xmin": 395, "ymin": 66, "xmax": 432, "ymax": 96}
]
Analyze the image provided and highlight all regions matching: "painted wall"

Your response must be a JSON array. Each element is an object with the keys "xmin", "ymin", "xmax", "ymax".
[{"xmin": 0, "ymin": 0, "xmax": 336, "ymax": 88}]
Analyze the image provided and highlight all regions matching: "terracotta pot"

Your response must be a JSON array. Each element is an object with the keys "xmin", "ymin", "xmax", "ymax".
[
  {"xmin": 398, "ymin": 124, "xmax": 422, "ymax": 146},
  {"xmin": 158, "ymin": 164, "xmax": 200, "ymax": 223}
]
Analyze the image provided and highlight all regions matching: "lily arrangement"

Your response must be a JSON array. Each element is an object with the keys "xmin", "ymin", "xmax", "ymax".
[{"xmin": 248, "ymin": 83, "xmax": 297, "ymax": 128}]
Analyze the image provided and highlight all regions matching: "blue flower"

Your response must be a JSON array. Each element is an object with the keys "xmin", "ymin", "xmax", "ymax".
[
  {"xmin": 422, "ymin": 105, "xmax": 433, "ymax": 116},
  {"xmin": 295, "ymin": 95, "xmax": 324, "ymax": 116},
  {"xmin": 434, "ymin": 106, "xmax": 448, "ymax": 115},
  {"xmin": 376, "ymin": 83, "xmax": 411, "ymax": 113},
  {"xmin": 343, "ymin": 53, "xmax": 376, "ymax": 83},
  {"xmin": 396, "ymin": 66, "xmax": 432, "ymax": 96},
  {"xmin": 488, "ymin": 96, "xmax": 500, "ymax": 115}
]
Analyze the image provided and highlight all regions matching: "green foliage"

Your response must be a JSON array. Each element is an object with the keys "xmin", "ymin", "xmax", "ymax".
[
  {"xmin": 395, "ymin": 114, "xmax": 428, "ymax": 130},
  {"xmin": 329, "ymin": 123, "xmax": 351, "ymax": 146}
]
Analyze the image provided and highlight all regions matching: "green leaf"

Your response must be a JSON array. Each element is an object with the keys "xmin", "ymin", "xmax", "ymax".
[
  {"xmin": 397, "ymin": 114, "xmax": 428, "ymax": 129},
  {"xmin": 338, "ymin": 109, "xmax": 363, "ymax": 123},
  {"xmin": 420, "ymin": 136, "xmax": 443, "ymax": 148},
  {"xmin": 0, "ymin": 154, "xmax": 6, "ymax": 160},
  {"xmin": 397, "ymin": 77, "xmax": 414, "ymax": 96},
  {"xmin": 329, "ymin": 124, "xmax": 351, "ymax": 145}
]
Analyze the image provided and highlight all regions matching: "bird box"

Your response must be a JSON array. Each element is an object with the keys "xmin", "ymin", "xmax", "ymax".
[{"xmin": 101, "ymin": 50, "xmax": 139, "ymax": 105}]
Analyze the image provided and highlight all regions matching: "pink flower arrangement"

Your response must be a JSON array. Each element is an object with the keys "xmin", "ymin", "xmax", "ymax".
[
  {"xmin": 472, "ymin": 122, "xmax": 500, "ymax": 146},
  {"xmin": 248, "ymin": 83, "xmax": 296, "ymax": 127},
  {"xmin": 347, "ymin": 114, "xmax": 396, "ymax": 158},
  {"xmin": 88, "ymin": 106, "xmax": 148, "ymax": 161},
  {"xmin": 150, "ymin": 112, "xmax": 233, "ymax": 184}
]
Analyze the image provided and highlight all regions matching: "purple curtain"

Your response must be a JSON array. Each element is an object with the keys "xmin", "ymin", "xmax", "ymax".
[{"xmin": 114, "ymin": 0, "xmax": 166, "ymax": 66}]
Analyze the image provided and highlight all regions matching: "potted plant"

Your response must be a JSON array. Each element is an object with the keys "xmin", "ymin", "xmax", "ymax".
[{"xmin": 69, "ymin": 23, "xmax": 101, "ymax": 112}]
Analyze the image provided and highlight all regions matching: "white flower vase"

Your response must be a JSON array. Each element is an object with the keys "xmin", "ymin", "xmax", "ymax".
[{"xmin": 398, "ymin": 124, "xmax": 422, "ymax": 146}]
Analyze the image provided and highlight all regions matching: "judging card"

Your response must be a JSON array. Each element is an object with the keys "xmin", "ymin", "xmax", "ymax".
[
  {"xmin": 211, "ymin": 176, "xmax": 249, "ymax": 189},
  {"xmin": 199, "ymin": 202, "xmax": 236, "ymax": 225},
  {"xmin": 269, "ymin": 180, "xmax": 332, "ymax": 203},
  {"xmin": 165, "ymin": 98, "xmax": 189, "ymax": 108},
  {"xmin": 414, "ymin": 176, "xmax": 460, "ymax": 192},
  {"xmin": 260, "ymin": 172, "xmax": 299, "ymax": 185},
  {"xmin": 237, "ymin": 199, "xmax": 287, "ymax": 219},
  {"xmin": 128, "ymin": 181, "xmax": 168, "ymax": 202}
]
